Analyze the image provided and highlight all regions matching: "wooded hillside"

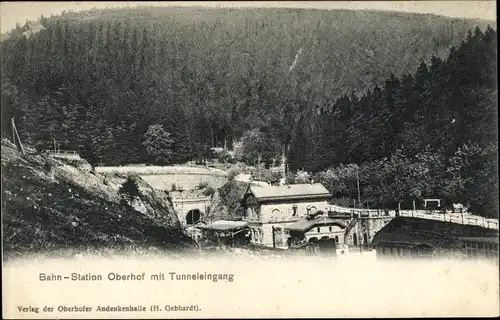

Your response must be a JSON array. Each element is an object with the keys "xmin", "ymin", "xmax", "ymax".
[
  {"xmin": 1, "ymin": 7, "xmax": 490, "ymax": 161},
  {"xmin": 1, "ymin": 7, "xmax": 497, "ymax": 216}
]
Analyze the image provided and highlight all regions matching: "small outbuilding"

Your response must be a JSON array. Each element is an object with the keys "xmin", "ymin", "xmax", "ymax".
[
  {"xmin": 196, "ymin": 220, "xmax": 250, "ymax": 248},
  {"xmin": 371, "ymin": 216, "xmax": 498, "ymax": 259},
  {"xmin": 286, "ymin": 214, "xmax": 347, "ymax": 247}
]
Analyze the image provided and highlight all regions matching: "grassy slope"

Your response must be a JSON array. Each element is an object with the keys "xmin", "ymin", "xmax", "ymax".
[{"xmin": 1, "ymin": 141, "xmax": 195, "ymax": 259}]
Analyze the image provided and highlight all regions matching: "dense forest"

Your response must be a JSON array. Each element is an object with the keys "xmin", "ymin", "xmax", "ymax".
[
  {"xmin": 0, "ymin": 7, "xmax": 497, "ymax": 216},
  {"xmin": 297, "ymin": 25, "xmax": 497, "ymax": 217}
]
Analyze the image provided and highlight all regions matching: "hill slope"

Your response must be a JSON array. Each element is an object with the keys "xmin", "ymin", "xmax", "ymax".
[
  {"xmin": 0, "ymin": 7, "xmax": 493, "ymax": 165},
  {"xmin": 1, "ymin": 140, "xmax": 195, "ymax": 259}
]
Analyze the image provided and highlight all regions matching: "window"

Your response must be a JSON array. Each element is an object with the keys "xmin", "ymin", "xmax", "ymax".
[
  {"xmin": 329, "ymin": 226, "xmax": 332, "ymax": 232},
  {"xmin": 317, "ymin": 227, "xmax": 321, "ymax": 233},
  {"xmin": 246, "ymin": 208, "xmax": 253, "ymax": 218},
  {"xmin": 335, "ymin": 236, "xmax": 339, "ymax": 243},
  {"xmin": 272, "ymin": 209, "xmax": 281, "ymax": 220},
  {"xmin": 292, "ymin": 205, "xmax": 298, "ymax": 216}
]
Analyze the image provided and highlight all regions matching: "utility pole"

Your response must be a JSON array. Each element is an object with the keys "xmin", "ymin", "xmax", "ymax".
[
  {"xmin": 258, "ymin": 153, "xmax": 261, "ymax": 180},
  {"xmin": 359, "ymin": 224, "xmax": 362, "ymax": 253},
  {"xmin": 11, "ymin": 118, "xmax": 25, "ymax": 155},
  {"xmin": 272, "ymin": 226, "xmax": 276, "ymax": 249},
  {"xmin": 282, "ymin": 144, "xmax": 286, "ymax": 185},
  {"xmin": 12, "ymin": 118, "xmax": 15, "ymax": 146},
  {"xmin": 356, "ymin": 170, "xmax": 361, "ymax": 205}
]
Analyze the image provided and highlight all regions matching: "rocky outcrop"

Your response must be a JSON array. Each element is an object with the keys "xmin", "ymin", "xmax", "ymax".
[
  {"xmin": 1, "ymin": 141, "xmax": 195, "ymax": 259},
  {"xmin": 205, "ymin": 179, "xmax": 249, "ymax": 222},
  {"xmin": 125, "ymin": 174, "xmax": 183, "ymax": 229}
]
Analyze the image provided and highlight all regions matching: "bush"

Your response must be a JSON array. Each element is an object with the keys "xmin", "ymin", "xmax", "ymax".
[
  {"xmin": 227, "ymin": 162, "xmax": 246, "ymax": 180},
  {"xmin": 202, "ymin": 186, "xmax": 215, "ymax": 196},
  {"xmin": 217, "ymin": 151, "xmax": 235, "ymax": 164},
  {"xmin": 196, "ymin": 181, "xmax": 209, "ymax": 190},
  {"xmin": 227, "ymin": 170, "xmax": 239, "ymax": 180},
  {"xmin": 285, "ymin": 172, "xmax": 295, "ymax": 184},
  {"xmin": 294, "ymin": 170, "xmax": 310, "ymax": 184}
]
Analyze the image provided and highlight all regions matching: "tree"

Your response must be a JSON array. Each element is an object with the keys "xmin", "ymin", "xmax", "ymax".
[
  {"xmin": 119, "ymin": 176, "xmax": 141, "ymax": 203},
  {"xmin": 238, "ymin": 128, "xmax": 281, "ymax": 165},
  {"xmin": 315, "ymin": 163, "xmax": 360, "ymax": 199},
  {"xmin": 143, "ymin": 124, "xmax": 174, "ymax": 165},
  {"xmin": 0, "ymin": 9, "xmax": 496, "ymax": 216},
  {"xmin": 443, "ymin": 143, "xmax": 498, "ymax": 217}
]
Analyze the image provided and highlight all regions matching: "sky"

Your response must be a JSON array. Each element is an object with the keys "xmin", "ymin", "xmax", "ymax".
[{"xmin": 0, "ymin": 1, "xmax": 496, "ymax": 33}]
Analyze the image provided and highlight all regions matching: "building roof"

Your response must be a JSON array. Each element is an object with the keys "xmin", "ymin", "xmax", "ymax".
[
  {"xmin": 458, "ymin": 237, "xmax": 499, "ymax": 244},
  {"xmin": 286, "ymin": 216, "xmax": 347, "ymax": 232},
  {"xmin": 372, "ymin": 217, "xmax": 499, "ymax": 248},
  {"xmin": 248, "ymin": 183, "xmax": 331, "ymax": 202}
]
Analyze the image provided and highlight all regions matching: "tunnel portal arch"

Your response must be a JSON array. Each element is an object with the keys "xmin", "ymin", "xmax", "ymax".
[{"xmin": 186, "ymin": 209, "xmax": 202, "ymax": 225}]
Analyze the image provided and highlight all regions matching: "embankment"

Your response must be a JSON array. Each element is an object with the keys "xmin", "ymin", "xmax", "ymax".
[
  {"xmin": 95, "ymin": 165, "xmax": 227, "ymax": 191},
  {"xmin": 1, "ymin": 140, "xmax": 195, "ymax": 259}
]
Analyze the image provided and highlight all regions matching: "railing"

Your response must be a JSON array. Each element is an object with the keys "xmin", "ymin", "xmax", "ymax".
[
  {"xmin": 327, "ymin": 205, "xmax": 498, "ymax": 230},
  {"xmin": 398, "ymin": 210, "xmax": 498, "ymax": 229},
  {"xmin": 171, "ymin": 196, "xmax": 212, "ymax": 203},
  {"xmin": 328, "ymin": 208, "xmax": 394, "ymax": 218},
  {"xmin": 44, "ymin": 150, "xmax": 79, "ymax": 155}
]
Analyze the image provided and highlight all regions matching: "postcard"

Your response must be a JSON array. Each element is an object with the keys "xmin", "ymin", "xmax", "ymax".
[{"xmin": 1, "ymin": 1, "xmax": 498, "ymax": 318}]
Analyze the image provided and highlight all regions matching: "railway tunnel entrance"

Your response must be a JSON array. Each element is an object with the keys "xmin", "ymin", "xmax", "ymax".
[{"xmin": 186, "ymin": 209, "xmax": 202, "ymax": 225}]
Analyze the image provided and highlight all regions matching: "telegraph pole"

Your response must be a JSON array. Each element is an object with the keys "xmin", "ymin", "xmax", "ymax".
[
  {"xmin": 272, "ymin": 226, "xmax": 276, "ymax": 249},
  {"xmin": 282, "ymin": 145, "xmax": 286, "ymax": 185},
  {"xmin": 356, "ymin": 170, "xmax": 361, "ymax": 205},
  {"xmin": 356, "ymin": 169, "xmax": 362, "ymax": 252},
  {"xmin": 12, "ymin": 118, "xmax": 15, "ymax": 146},
  {"xmin": 11, "ymin": 118, "xmax": 25, "ymax": 155},
  {"xmin": 258, "ymin": 153, "xmax": 261, "ymax": 180}
]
